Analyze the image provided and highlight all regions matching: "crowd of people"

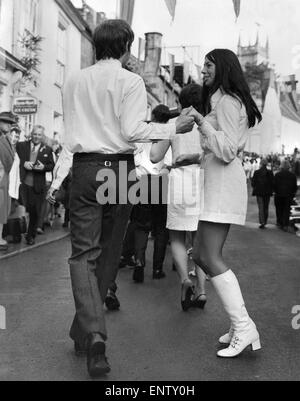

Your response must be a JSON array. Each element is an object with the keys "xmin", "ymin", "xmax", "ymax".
[
  {"xmin": 0, "ymin": 113, "xmax": 71, "ymax": 251},
  {"xmin": 242, "ymin": 149, "xmax": 300, "ymax": 232}
]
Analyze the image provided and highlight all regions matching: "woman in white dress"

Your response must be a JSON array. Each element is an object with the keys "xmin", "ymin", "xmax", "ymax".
[
  {"xmin": 151, "ymin": 84, "xmax": 207, "ymax": 311},
  {"xmin": 189, "ymin": 49, "xmax": 263, "ymax": 358}
]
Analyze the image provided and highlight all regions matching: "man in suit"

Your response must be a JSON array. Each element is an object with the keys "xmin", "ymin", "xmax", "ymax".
[
  {"xmin": 17, "ymin": 125, "xmax": 55, "ymax": 245},
  {"xmin": 274, "ymin": 160, "xmax": 298, "ymax": 232},
  {"xmin": 252, "ymin": 159, "xmax": 274, "ymax": 229}
]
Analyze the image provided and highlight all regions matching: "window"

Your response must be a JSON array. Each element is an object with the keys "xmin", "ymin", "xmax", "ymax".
[
  {"xmin": 56, "ymin": 23, "xmax": 67, "ymax": 87},
  {"xmin": 21, "ymin": 114, "xmax": 36, "ymax": 138}
]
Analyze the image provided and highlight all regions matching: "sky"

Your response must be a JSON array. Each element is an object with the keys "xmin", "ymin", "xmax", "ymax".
[{"xmin": 71, "ymin": 0, "xmax": 300, "ymax": 81}]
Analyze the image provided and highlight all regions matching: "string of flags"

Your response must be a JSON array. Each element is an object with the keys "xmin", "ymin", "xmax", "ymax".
[
  {"xmin": 232, "ymin": 0, "xmax": 241, "ymax": 19},
  {"xmin": 164, "ymin": 0, "xmax": 177, "ymax": 21}
]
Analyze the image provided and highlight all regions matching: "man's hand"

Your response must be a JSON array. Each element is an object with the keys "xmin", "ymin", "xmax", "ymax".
[
  {"xmin": 187, "ymin": 107, "xmax": 205, "ymax": 126},
  {"xmin": 33, "ymin": 161, "xmax": 45, "ymax": 171},
  {"xmin": 46, "ymin": 187, "xmax": 57, "ymax": 205},
  {"xmin": 175, "ymin": 114, "xmax": 195, "ymax": 134},
  {"xmin": 24, "ymin": 162, "xmax": 34, "ymax": 171}
]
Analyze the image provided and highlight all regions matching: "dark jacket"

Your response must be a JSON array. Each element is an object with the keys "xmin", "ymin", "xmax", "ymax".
[
  {"xmin": 252, "ymin": 167, "xmax": 274, "ymax": 197},
  {"xmin": 274, "ymin": 170, "xmax": 298, "ymax": 198},
  {"xmin": 16, "ymin": 141, "xmax": 55, "ymax": 194}
]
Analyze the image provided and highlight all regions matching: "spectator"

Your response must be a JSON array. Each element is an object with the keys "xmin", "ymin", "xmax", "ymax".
[
  {"xmin": 274, "ymin": 160, "xmax": 298, "ymax": 232},
  {"xmin": 16, "ymin": 125, "xmax": 55, "ymax": 245},
  {"xmin": 120, "ymin": 104, "xmax": 173, "ymax": 286},
  {"xmin": 0, "ymin": 112, "xmax": 17, "ymax": 250},
  {"xmin": 294, "ymin": 153, "xmax": 300, "ymax": 179},
  {"xmin": 0, "ymin": 113, "xmax": 17, "ymax": 250},
  {"xmin": 252, "ymin": 159, "xmax": 274, "ymax": 229},
  {"xmin": 8, "ymin": 126, "xmax": 21, "ymax": 200}
]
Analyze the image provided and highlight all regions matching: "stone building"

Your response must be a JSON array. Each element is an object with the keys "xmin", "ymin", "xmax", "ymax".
[
  {"xmin": 0, "ymin": 0, "xmax": 95, "ymax": 140},
  {"xmin": 239, "ymin": 31, "xmax": 300, "ymax": 155}
]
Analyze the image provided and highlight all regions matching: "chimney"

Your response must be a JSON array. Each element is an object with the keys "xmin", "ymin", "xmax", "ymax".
[
  {"xmin": 143, "ymin": 32, "xmax": 163, "ymax": 77},
  {"xmin": 96, "ymin": 12, "xmax": 106, "ymax": 26}
]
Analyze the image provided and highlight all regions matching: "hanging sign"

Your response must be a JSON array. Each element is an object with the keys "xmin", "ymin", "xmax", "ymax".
[{"xmin": 13, "ymin": 97, "xmax": 38, "ymax": 115}]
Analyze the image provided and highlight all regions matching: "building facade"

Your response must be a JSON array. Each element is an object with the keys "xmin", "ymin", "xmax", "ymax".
[{"xmin": 0, "ymin": 0, "xmax": 95, "ymax": 141}]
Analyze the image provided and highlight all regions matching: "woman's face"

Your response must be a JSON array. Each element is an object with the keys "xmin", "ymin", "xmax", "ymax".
[
  {"xmin": 7, "ymin": 130, "xmax": 20, "ymax": 146},
  {"xmin": 202, "ymin": 57, "xmax": 216, "ymax": 87}
]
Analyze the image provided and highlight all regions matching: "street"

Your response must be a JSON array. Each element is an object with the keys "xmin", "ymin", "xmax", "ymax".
[{"xmin": 0, "ymin": 195, "xmax": 300, "ymax": 381}]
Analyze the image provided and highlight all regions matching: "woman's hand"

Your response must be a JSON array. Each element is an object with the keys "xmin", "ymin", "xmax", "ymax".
[
  {"xmin": 174, "ymin": 153, "xmax": 201, "ymax": 167},
  {"xmin": 187, "ymin": 107, "xmax": 205, "ymax": 126}
]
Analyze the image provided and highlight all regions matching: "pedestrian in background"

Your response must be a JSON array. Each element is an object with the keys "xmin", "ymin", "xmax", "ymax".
[
  {"xmin": 151, "ymin": 84, "xmax": 207, "ymax": 312},
  {"xmin": 252, "ymin": 159, "xmax": 274, "ymax": 229},
  {"xmin": 0, "ymin": 112, "xmax": 17, "ymax": 250},
  {"xmin": 120, "ymin": 104, "xmax": 173, "ymax": 286},
  {"xmin": 17, "ymin": 125, "xmax": 55, "ymax": 245},
  {"xmin": 274, "ymin": 160, "xmax": 298, "ymax": 232}
]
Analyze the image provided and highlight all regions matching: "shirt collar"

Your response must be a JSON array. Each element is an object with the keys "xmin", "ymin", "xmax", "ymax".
[
  {"xmin": 97, "ymin": 59, "xmax": 122, "ymax": 68},
  {"xmin": 31, "ymin": 142, "xmax": 41, "ymax": 151},
  {"xmin": 210, "ymin": 88, "xmax": 224, "ymax": 110}
]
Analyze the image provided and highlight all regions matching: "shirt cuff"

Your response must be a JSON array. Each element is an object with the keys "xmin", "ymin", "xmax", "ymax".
[
  {"xmin": 168, "ymin": 122, "xmax": 176, "ymax": 141},
  {"xmin": 199, "ymin": 120, "xmax": 216, "ymax": 137},
  {"xmin": 51, "ymin": 180, "xmax": 61, "ymax": 191}
]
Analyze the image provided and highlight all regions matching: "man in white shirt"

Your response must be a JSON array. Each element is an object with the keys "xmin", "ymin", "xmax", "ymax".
[{"xmin": 62, "ymin": 19, "xmax": 195, "ymax": 378}]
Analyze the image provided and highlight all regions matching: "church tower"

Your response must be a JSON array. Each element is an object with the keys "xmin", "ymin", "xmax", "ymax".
[{"xmin": 237, "ymin": 30, "xmax": 270, "ymax": 71}]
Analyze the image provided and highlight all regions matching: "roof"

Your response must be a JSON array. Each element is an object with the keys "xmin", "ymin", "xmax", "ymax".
[
  {"xmin": 55, "ymin": 0, "xmax": 93, "ymax": 41},
  {"xmin": 280, "ymin": 91, "xmax": 300, "ymax": 124}
]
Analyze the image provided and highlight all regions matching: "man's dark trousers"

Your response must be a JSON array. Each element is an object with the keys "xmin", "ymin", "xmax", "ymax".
[
  {"xmin": 256, "ymin": 196, "xmax": 271, "ymax": 226},
  {"xmin": 69, "ymin": 154, "xmax": 135, "ymax": 346},
  {"xmin": 275, "ymin": 195, "xmax": 293, "ymax": 228},
  {"xmin": 19, "ymin": 184, "xmax": 45, "ymax": 239}
]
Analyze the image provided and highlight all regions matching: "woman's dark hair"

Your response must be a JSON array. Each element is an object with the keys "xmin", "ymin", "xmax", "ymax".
[
  {"xmin": 93, "ymin": 19, "xmax": 135, "ymax": 61},
  {"xmin": 179, "ymin": 84, "xmax": 203, "ymax": 113},
  {"xmin": 152, "ymin": 105, "xmax": 171, "ymax": 123},
  {"xmin": 203, "ymin": 49, "xmax": 262, "ymax": 128}
]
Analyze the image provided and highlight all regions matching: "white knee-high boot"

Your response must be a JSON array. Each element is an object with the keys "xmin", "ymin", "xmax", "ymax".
[{"xmin": 211, "ymin": 270, "xmax": 261, "ymax": 358}]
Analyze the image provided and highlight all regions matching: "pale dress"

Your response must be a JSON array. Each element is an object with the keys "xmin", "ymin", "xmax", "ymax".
[
  {"xmin": 199, "ymin": 89, "xmax": 249, "ymax": 226},
  {"xmin": 167, "ymin": 123, "xmax": 203, "ymax": 232}
]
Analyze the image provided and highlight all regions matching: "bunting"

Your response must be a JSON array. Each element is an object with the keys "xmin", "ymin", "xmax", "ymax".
[
  {"xmin": 195, "ymin": 65, "xmax": 202, "ymax": 84},
  {"xmin": 169, "ymin": 53, "xmax": 175, "ymax": 83},
  {"xmin": 138, "ymin": 37, "xmax": 146, "ymax": 62},
  {"xmin": 164, "ymin": 0, "xmax": 177, "ymax": 21},
  {"xmin": 119, "ymin": 0, "xmax": 135, "ymax": 26},
  {"xmin": 183, "ymin": 60, "xmax": 190, "ymax": 85},
  {"xmin": 232, "ymin": 0, "xmax": 241, "ymax": 19}
]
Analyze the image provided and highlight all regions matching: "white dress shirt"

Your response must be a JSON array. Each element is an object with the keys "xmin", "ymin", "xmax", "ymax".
[
  {"xmin": 63, "ymin": 59, "xmax": 176, "ymax": 154},
  {"xmin": 51, "ymin": 147, "xmax": 73, "ymax": 190}
]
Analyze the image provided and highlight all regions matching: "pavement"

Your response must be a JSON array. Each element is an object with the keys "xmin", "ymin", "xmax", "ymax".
[{"xmin": 0, "ymin": 189, "xmax": 300, "ymax": 381}]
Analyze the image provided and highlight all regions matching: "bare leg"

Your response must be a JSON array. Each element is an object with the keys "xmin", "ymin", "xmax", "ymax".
[
  {"xmin": 191, "ymin": 231, "xmax": 207, "ymax": 297},
  {"xmin": 169, "ymin": 230, "xmax": 190, "ymax": 284},
  {"xmin": 193, "ymin": 221, "xmax": 230, "ymax": 278},
  {"xmin": 193, "ymin": 221, "xmax": 260, "ymax": 357}
]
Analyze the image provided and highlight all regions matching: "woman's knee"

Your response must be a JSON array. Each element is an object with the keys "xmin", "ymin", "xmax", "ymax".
[{"xmin": 192, "ymin": 247, "xmax": 209, "ymax": 270}]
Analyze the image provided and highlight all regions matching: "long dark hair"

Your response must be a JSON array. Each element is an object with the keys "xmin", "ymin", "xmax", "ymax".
[{"xmin": 203, "ymin": 49, "xmax": 262, "ymax": 128}]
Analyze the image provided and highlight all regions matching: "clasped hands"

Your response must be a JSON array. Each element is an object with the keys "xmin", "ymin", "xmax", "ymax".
[
  {"xmin": 175, "ymin": 106, "xmax": 205, "ymax": 134},
  {"xmin": 24, "ymin": 160, "xmax": 45, "ymax": 171}
]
